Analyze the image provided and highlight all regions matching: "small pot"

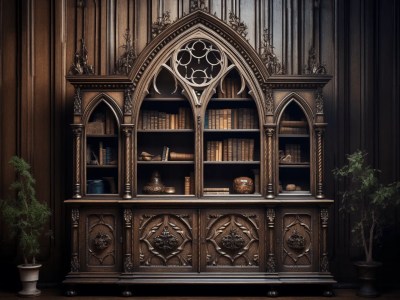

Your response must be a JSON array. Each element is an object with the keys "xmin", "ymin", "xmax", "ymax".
[
  {"xmin": 354, "ymin": 261, "xmax": 382, "ymax": 298},
  {"xmin": 17, "ymin": 264, "xmax": 42, "ymax": 297},
  {"xmin": 233, "ymin": 177, "xmax": 254, "ymax": 194}
]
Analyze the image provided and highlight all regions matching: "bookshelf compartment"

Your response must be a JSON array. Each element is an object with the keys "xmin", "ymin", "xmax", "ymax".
[
  {"xmin": 278, "ymin": 167, "xmax": 310, "ymax": 195},
  {"xmin": 86, "ymin": 167, "xmax": 118, "ymax": 195},
  {"xmin": 137, "ymin": 164, "xmax": 195, "ymax": 196},
  {"xmin": 203, "ymin": 164, "xmax": 261, "ymax": 195}
]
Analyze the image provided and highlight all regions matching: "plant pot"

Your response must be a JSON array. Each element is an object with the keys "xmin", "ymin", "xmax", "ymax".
[
  {"xmin": 17, "ymin": 264, "xmax": 42, "ymax": 297},
  {"xmin": 354, "ymin": 261, "xmax": 382, "ymax": 298}
]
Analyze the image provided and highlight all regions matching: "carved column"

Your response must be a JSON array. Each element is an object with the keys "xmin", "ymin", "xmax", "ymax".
[
  {"xmin": 315, "ymin": 127, "xmax": 325, "ymax": 199},
  {"xmin": 266, "ymin": 208, "xmax": 276, "ymax": 272},
  {"xmin": 320, "ymin": 208, "xmax": 329, "ymax": 272},
  {"xmin": 70, "ymin": 208, "xmax": 80, "ymax": 272},
  {"xmin": 123, "ymin": 208, "xmax": 133, "ymax": 273},
  {"xmin": 122, "ymin": 124, "xmax": 134, "ymax": 198},
  {"xmin": 265, "ymin": 127, "xmax": 275, "ymax": 198},
  {"xmin": 72, "ymin": 124, "xmax": 83, "ymax": 198}
]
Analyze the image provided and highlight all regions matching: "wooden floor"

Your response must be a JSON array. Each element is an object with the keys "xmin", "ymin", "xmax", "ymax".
[{"xmin": 1, "ymin": 287, "xmax": 400, "ymax": 299}]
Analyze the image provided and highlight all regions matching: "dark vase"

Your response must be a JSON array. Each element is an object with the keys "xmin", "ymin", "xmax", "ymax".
[
  {"xmin": 354, "ymin": 261, "xmax": 382, "ymax": 298},
  {"xmin": 143, "ymin": 171, "xmax": 165, "ymax": 194}
]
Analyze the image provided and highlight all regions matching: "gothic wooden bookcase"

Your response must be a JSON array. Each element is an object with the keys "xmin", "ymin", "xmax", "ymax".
[{"xmin": 64, "ymin": 11, "xmax": 335, "ymax": 297}]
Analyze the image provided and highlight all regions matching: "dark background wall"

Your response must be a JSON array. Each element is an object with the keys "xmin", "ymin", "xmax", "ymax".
[{"xmin": 0, "ymin": 0, "xmax": 399, "ymax": 289}]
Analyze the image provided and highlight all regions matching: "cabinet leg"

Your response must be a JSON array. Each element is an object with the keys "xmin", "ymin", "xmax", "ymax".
[
  {"xmin": 322, "ymin": 286, "xmax": 334, "ymax": 297},
  {"xmin": 121, "ymin": 286, "xmax": 133, "ymax": 297},
  {"xmin": 65, "ymin": 286, "xmax": 77, "ymax": 297},
  {"xmin": 267, "ymin": 286, "xmax": 279, "ymax": 297}
]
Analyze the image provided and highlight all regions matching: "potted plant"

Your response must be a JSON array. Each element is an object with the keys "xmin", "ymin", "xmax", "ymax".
[
  {"xmin": 0, "ymin": 156, "xmax": 51, "ymax": 297},
  {"xmin": 333, "ymin": 150, "xmax": 400, "ymax": 297}
]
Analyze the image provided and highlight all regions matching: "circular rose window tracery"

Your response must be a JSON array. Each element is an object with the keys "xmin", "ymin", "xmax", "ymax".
[{"xmin": 174, "ymin": 39, "xmax": 224, "ymax": 88}]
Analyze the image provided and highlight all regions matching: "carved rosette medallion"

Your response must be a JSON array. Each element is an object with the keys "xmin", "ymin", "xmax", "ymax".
[
  {"xmin": 87, "ymin": 214, "xmax": 116, "ymax": 266},
  {"xmin": 206, "ymin": 214, "xmax": 259, "ymax": 267},
  {"xmin": 139, "ymin": 214, "xmax": 193, "ymax": 267},
  {"xmin": 283, "ymin": 214, "xmax": 312, "ymax": 266},
  {"xmin": 153, "ymin": 226, "xmax": 179, "ymax": 254}
]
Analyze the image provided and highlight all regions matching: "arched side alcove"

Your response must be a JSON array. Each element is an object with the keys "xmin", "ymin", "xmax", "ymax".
[
  {"xmin": 84, "ymin": 95, "xmax": 122, "ymax": 196},
  {"xmin": 276, "ymin": 95, "xmax": 314, "ymax": 196}
]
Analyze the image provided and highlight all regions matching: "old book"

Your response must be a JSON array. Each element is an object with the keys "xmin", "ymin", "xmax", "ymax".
[
  {"xmin": 184, "ymin": 176, "xmax": 191, "ymax": 195},
  {"xmin": 203, "ymin": 187, "xmax": 230, "ymax": 192},
  {"xmin": 169, "ymin": 152, "xmax": 194, "ymax": 161},
  {"xmin": 203, "ymin": 191, "xmax": 230, "ymax": 195}
]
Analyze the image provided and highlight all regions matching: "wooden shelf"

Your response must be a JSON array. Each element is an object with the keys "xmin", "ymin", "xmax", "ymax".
[
  {"xmin": 87, "ymin": 134, "xmax": 118, "ymax": 138},
  {"xmin": 278, "ymin": 134, "xmax": 310, "ymax": 138},
  {"xmin": 204, "ymin": 129, "xmax": 259, "ymax": 133},
  {"xmin": 204, "ymin": 161, "xmax": 260, "ymax": 164},
  {"xmin": 279, "ymin": 163, "xmax": 310, "ymax": 168},
  {"xmin": 137, "ymin": 161, "xmax": 194, "ymax": 164},
  {"xmin": 137, "ymin": 129, "xmax": 194, "ymax": 133},
  {"xmin": 87, "ymin": 165, "xmax": 118, "ymax": 168}
]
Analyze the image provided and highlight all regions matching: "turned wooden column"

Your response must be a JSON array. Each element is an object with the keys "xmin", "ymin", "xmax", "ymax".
[
  {"xmin": 266, "ymin": 208, "xmax": 276, "ymax": 272},
  {"xmin": 122, "ymin": 124, "xmax": 134, "ymax": 199},
  {"xmin": 123, "ymin": 208, "xmax": 133, "ymax": 272},
  {"xmin": 72, "ymin": 124, "xmax": 83, "ymax": 198},
  {"xmin": 265, "ymin": 126, "xmax": 275, "ymax": 198},
  {"xmin": 315, "ymin": 127, "xmax": 325, "ymax": 199},
  {"xmin": 70, "ymin": 208, "xmax": 80, "ymax": 272},
  {"xmin": 320, "ymin": 208, "xmax": 329, "ymax": 272}
]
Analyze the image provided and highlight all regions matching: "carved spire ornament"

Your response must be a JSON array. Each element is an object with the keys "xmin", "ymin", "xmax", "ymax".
[
  {"xmin": 69, "ymin": 39, "xmax": 95, "ymax": 75},
  {"xmin": 152, "ymin": 11, "xmax": 172, "ymax": 38},
  {"xmin": 190, "ymin": 0, "xmax": 208, "ymax": 12},
  {"xmin": 228, "ymin": 11, "xmax": 248, "ymax": 39},
  {"xmin": 115, "ymin": 29, "xmax": 136, "ymax": 75},
  {"xmin": 305, "ymin": 47, "xmax": 326, "ymax": 74},
  {"xmin": 260, "ymin": 29, "xmax": 284, "ymax": 75}
]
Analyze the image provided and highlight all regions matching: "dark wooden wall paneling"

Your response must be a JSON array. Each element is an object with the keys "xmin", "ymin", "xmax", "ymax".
[{"xmin": 0, "ymin": 0, "xmax": 399, "ymax": 287}]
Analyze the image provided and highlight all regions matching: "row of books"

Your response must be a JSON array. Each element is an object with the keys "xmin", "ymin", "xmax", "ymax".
[
  {"xmin": 139, "ymin": 107, "xmax": 193, "ymax": 129},
  {"xmin": 215, "ymin": 76, "xmax": 248, "ymax": 98},
  {"xmin": 279, "ymin": 120, "xmax": 308, "ymax": 134},
  {"xmin": 87, "ymin": 110, "xmax": 117, "ymax": 135},
  {"xmin": 205, "ymin": 108, "xmax": 258, "ymax": 129},
  {"xmin": 206, "ymin": 138, "xmax": 255, "ymax": 161},
  {"xmin": 280, "ymin": 144, "xmax": 307, "ymax": 164},
  {"xmin": 87, "ymin": 142, "xmax": 117, "ymax": 165}
]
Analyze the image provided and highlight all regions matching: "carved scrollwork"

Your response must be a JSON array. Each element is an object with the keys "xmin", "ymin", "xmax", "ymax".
[
  {"xmin": 267, "ymin": 256, "xmax": 276, "ymax": 273},
  {"xmin": 124, "ymin": 88, "xmax": 133, "ymax": 115},
  {"xmin": 70, "ymin": 256, "xmax": 80, "ymax": 272},
  {"xmin": 315, "ymin": 87, "xmax": 324, "ymax": 114},
  {"xmin": 124, "ymin": 255, "xmax": 134, "ymax": 273},
  {"xmin": 73, "ymin": 87, "xmax": 82, "ymax": 115},
  {"xmin": 265, "ymin": 87, "xmax": 274, "ymax": 115}
]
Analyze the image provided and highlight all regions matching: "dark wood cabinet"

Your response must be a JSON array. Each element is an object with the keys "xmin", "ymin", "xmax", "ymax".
[{"xmin": 64, "ymin": 11, "xmax": 334, "ymax": 296}]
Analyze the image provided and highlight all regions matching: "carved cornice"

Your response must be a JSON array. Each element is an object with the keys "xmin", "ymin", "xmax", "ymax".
[
  {"xmin": 190, "ymin": 0, "xmax": 208, "ymax": 12},
  {"xmin": 266, "ymin": 75, "xmax": 332, "ymax": 89},
  {"xmin": 66, "ymin": 76, "xmax": 133, "ymax": 90}
]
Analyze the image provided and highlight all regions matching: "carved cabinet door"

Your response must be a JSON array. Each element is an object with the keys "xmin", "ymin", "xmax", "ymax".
[
  {"xmin": 78, "ymin": 207, "xmax": 121, "ymax": 272},
  {"xmin": 132, "ymin": 209, "xmax": 198, "ymax": 272},
  {"xmin": 200, "ymin": 209, "xmax": 265, "ymax": 272},
  {"xmin": 275, "ymin": 207, "xmax": 319, "ymax": 273}
]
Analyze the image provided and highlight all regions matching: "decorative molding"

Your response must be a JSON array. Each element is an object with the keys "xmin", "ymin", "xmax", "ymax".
[
  {"xmin": 73, "ymin": 87, "xmax": 82, "ymax": 115},
  {"xmin": 228, "ymin": 11, "xmax": 248, "ymax": 39},
  {"xmin": 265, "ymin": 87, "xmax": 274, "ymax": 115},
  {"xmin": 152, "ymin": 11, "xmax": 172, "ymax": 38},
  {"xmin": 287, "ymin": 229, "xmax": 306, "ymax": 250},
  {"xmin": 153, "ymin": 226, "xmax": 179, "ymax": 254},
  {"xmin": 124, "ymin": 255, "xmax": 134, "ymax": 273},
  {"xmin": 320, "ymin": 208, "xmax": 329, "ymax": 272},
  {"xmin": 71, "ymin": 125, "xmax": 83, "ymax": 199},
  {"xmin": 221, "ymin": 229, "xmax": 245, "ymax": 251},
  {"xmin": 123, "ymin": 88, "xmax": 133, "ymax": 115},
  {"xmin": 70, "ymin": 256, "xmax": 80, "ymax": 273},
  {"xmin": 115, "ymin": 29, "xmax": 136, "ymax": 75},
  {"xmin": 260, "ymin": 29, "xmax": 284, "ymax": 75},
  {"xmin": 315, "ymin": 87, "xmax": 324, "ymax": 114},
  {"xmin": 305, "ymin": 47, "xmax": 326, "ymax": 75},
  {"xmin": 267, "ymin": 256, "xmax": 276, "ymax": 273},
  {"xmin": 68, "ymin": 38, "xmax": 94, "ymax": 75}
]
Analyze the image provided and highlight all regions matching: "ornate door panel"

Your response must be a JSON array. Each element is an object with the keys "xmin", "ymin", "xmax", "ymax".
[
  {"xmin": 201, "ymin": 209, "xmax": 265, "ymax": 272},
  {"xmin": 133, "ymin": 209, "xmax": 197, "ymax": 272},
  {"xmin": 78, "ymin": 208, "xmax": 121, "ymax": 272},
  {"xmin": 276, "ymin": 207, "xmax": 319, "ymax": 272}
]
